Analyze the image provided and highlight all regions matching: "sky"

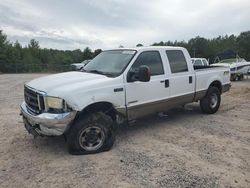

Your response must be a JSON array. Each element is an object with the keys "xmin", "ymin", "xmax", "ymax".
[{"xmin": 0, "ymin": 0, "xmax": 249, "ymax": 50}]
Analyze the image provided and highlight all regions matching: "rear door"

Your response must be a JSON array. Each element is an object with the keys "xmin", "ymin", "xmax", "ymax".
[
  {"xmin": 124, "ymin": 50, "xmax": 170, "ymax": 120},
  {"xmin": 165, "ymin": 50, "xmax": 195, "ymax": 104}
]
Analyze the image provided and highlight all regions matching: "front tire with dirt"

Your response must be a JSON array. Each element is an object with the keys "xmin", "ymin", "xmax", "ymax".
[{"xmin": 66, "ymin": 112, "xmax": 115, "ymax": 155}]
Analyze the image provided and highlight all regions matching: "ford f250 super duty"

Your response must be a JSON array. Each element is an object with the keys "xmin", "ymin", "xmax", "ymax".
[{"xmin": 20, "ymin": 46, "xmax": 231, "ymax": 154}]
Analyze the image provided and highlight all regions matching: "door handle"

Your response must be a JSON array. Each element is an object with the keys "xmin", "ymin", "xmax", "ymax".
[
  {"xmin": 189, "ymin": 76, "xmax": 192, "ymax": 84},
  {"xmin": 160, "ymin": 80, "xmax": 169, "ymax": 88},
  {"xmin": 165, "ymin": 80, "xmax": 169, "ymax": 87}
]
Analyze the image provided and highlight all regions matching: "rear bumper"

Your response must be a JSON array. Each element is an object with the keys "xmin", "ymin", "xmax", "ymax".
[
  {"xmin": 20, "ymin": 102, "xmax": 76, "ymax": 136},
  {"xmin": 222, "ymin": 83, "xmax": 231, "ymax": 93}
]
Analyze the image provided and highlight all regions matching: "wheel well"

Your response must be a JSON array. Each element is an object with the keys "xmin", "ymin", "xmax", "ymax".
[
  {"xmin": 65, "ymin": 102, "xmax": 118, "ymax": 135},
  {"xmin": 209, "ymin": 81, "xmax": 222, "ymax": 93},
  {"xmin": 76, "ymin": 102, "xmax": 117, "ymax": 121}
]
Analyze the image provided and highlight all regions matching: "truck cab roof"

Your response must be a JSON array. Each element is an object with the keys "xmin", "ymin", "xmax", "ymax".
[{"xmin": 106, "ymin": 46, "xmax": 186, "ymax": 52}]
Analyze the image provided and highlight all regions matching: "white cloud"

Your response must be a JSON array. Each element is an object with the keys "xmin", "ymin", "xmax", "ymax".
[{"xmin": 0, "ymin": 0, "xmax": 249, "ymax": 50}]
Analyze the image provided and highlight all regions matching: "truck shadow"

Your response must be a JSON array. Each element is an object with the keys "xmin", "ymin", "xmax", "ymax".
[{"xmin": 116, "ymin": 103, "xmax": 202, "ymax": 141}]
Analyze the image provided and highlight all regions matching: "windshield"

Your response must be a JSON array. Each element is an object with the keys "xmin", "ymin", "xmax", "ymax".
[{"xmin": 83, "ymin": 50, "xmax": 136, "ymax": 77}]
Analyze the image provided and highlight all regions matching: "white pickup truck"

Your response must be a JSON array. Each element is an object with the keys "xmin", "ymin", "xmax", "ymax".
[{"xmin": 20, "ymin": 46, "xmax": 231, "ymax": 154}]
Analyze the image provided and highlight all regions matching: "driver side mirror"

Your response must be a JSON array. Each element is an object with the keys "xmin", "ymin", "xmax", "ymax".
[{"xmin": 127, "ymin": 65, "xmax": 151, "ymax": 82}]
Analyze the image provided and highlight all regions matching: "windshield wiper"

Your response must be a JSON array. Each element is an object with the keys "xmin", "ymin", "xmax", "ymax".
[{"xmin": 88, "ymin": 69, "xmax": 106, "ymax": 75}]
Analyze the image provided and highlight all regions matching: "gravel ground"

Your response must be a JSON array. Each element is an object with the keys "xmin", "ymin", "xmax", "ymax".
[{"xmin": 0, "ymin": 73, "xmax": 249, "ymax": 188}]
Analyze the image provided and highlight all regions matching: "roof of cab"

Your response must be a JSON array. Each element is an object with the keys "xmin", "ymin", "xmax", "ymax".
[{"xmin": 105, "ymin": 46, "xmax": 185, "ymax": 51}]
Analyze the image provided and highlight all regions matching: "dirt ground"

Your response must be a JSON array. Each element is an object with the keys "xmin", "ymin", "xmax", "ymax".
[{"xmin": 0, "ymin": 74, "xmax": 249, "ymax": 188}]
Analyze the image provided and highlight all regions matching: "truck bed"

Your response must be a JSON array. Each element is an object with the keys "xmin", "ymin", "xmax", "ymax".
[{"xmin": 194, "ymin": 65, "xmax": 230, "ymax": 101}]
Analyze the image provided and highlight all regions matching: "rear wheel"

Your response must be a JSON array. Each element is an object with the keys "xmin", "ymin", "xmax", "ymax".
[
  {"xmin": 200, "ymin": 86, "xmax": 221, "ymax": 114},
  {"xmin": 67, "ymin": 112, "xmax": 115, "ymax": 155}
]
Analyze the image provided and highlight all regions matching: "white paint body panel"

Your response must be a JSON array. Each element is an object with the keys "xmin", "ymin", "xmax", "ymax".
[
  {"xmin": 195, "ymin": 67, "xmax": 230, "ymax": 92},
  {"xmin": 123, "ymin": 48, "xmax": 170, "ymax": 109}
]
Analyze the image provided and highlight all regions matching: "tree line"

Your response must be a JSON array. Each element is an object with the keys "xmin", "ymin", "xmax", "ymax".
[
  {"xmin": 0, "ymin": 30, "xmax": 102, "ymax": 73},
  {"xmin": 151, "ymin": 31, "xmax": 250, "ymax": 63},
  {"xmin": 0, "ymin": 30, "xmax": 249, "ymax": 73}
]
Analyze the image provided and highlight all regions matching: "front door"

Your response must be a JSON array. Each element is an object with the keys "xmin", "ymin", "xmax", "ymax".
[{"xmin": 125, "ymin": 51, "xmax": 170, "ymax": 120}]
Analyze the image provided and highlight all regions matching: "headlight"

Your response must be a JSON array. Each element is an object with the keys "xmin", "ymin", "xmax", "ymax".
[{"xmin": 46, "ymin": 96, "xmax": 64, "ymax": 109}]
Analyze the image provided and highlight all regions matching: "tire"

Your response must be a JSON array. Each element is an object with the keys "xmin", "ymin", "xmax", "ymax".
[
  {"xmin": 200, "ymin": 86, "xmax": 221, "ymax": 114},
  {"xmin": 66, "ymin": 112, "xmax": 115, "ymax": 155}
]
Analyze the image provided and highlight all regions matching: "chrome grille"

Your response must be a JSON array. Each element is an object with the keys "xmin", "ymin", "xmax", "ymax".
[{"xmin": 24, "ymin": 86, "xmax": 45, "ymax": 114}]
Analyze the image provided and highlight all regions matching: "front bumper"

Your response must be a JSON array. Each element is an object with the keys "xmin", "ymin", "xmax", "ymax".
[{"xmin": 20, "ymin": 102, "xmax": 76, "ymax": 136}]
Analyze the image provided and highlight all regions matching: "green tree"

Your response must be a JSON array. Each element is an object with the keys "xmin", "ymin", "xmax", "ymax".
[
  {"xmin": 237, "ymin": 31, "xmax": 250, "ymax": 60},
  {"xmin": 152, "ymin": 41, "xmax": 165, "ymax": 46},
  {"xmin": 82, "ymin": 47, "xmax": 93, "ymax": 60},
  {"xmin": 0, "ymin": 30, "xmax": 9, "ymax": 61},
  {"xmin": 188, "ymin": 37, "xmax": 210, "ymax": 58},
  {"xmin": 28, "ymin": 39, "xmax": 40, "ymax": 49},
  {"xmin": 93, "ymin": 49, "xmax": 102, "ymax": 57}
]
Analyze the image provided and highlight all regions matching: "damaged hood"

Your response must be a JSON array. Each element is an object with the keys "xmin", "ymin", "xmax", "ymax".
[{"xmin": 26, "ymin": 71, "xmax": 111, "ymax": 97}]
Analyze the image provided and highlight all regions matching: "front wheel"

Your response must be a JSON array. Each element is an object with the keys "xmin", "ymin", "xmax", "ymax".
[
  {"xmin": 200, "ymin": 86, "xmax": 221, "ymax": 114},
  {"xmin": 66, "ymin": 112, "xmax": 115, "ymax": 155}
]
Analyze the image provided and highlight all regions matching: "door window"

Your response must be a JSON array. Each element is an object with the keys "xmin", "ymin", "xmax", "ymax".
[
  {"xmin": 130, "ymin": 51, "xmax": 164, "ymax": 76},
  {"xmin": 166, "ymin": 50, "xmax": 188, "ymax": 73}
]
